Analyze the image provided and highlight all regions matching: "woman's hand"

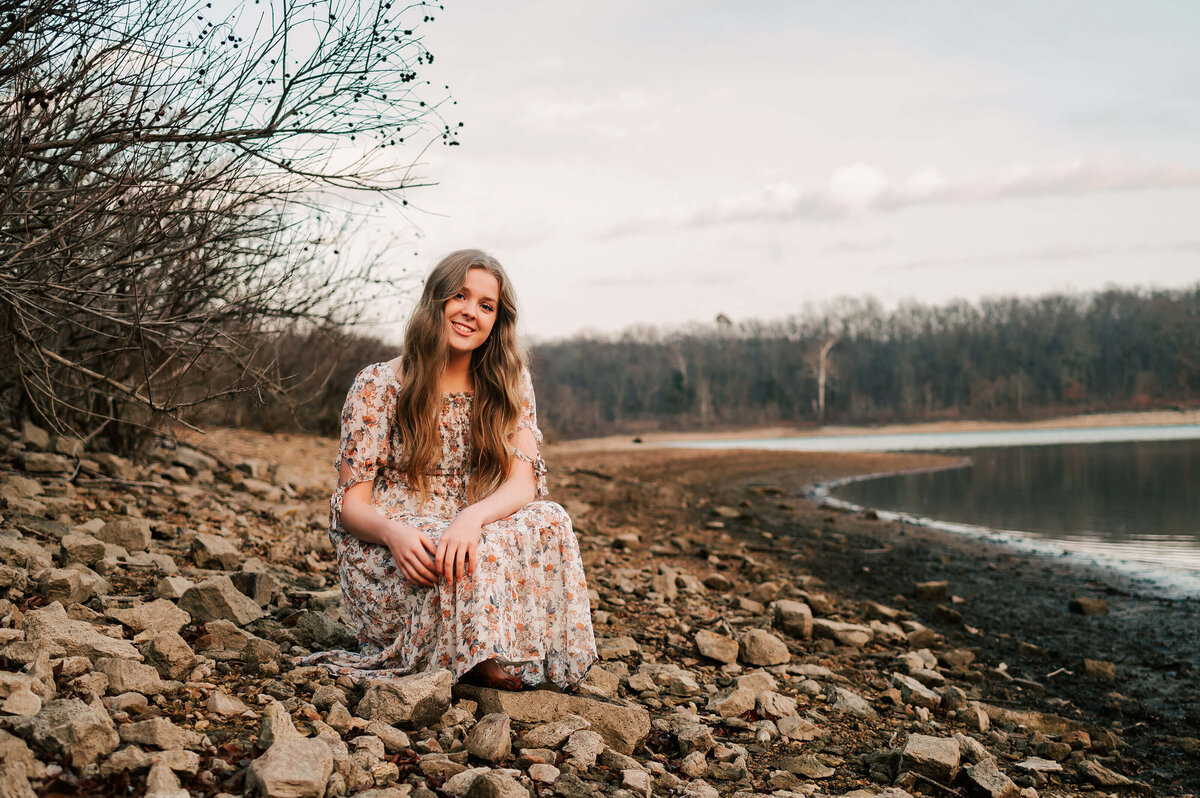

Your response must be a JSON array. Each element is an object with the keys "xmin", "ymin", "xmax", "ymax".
[
  {"xmin": 383, "ymin": 521, "xmax": 439, "ymax": 587},
  {"xmin": 435, "ymin": 511, "xmax": 485, "ymax": 584}
]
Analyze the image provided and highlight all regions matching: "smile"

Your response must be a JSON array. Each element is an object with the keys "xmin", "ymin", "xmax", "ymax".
[{"xmin": 451, "ymin": 321, "xmax": 474, "ymax": 335}]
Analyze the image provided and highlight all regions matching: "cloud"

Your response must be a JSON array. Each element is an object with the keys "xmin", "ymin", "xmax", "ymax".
[
  {"xmin": 891, "ymin": 240, "xmax": 1200, "ymax": 272},
  {"xmin": 603, "ymin": 157, "xmax": 1200, "ymax": 238},
  {"xmin": 521, "ymin": 88, "xmax": 657, "ymax": 130}
]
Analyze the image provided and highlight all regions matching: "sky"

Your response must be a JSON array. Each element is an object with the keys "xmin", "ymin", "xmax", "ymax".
[{"xmin": 367, "ymin": 0, "xmax": 1200, "ymax": 342}]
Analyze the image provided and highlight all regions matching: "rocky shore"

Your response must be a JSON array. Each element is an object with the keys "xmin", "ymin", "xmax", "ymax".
[{"xmin": 1, "ymin": 423, "xmax": 1195, "ymax": 797}]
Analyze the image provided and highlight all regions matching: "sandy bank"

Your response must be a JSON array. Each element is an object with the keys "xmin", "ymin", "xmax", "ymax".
[{"xmin": 554, "ymin": 406, "xmax": 1200, "ymax": 451}]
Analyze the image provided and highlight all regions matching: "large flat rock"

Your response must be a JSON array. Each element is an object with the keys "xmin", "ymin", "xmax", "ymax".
[{"xmin": 457, "ymin": 685, "xmax": 650, "ymax": 755}]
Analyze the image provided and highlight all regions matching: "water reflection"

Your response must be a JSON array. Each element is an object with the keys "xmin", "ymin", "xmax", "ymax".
[{"xmin": 832, "ymin": 440, "xmax": 1200, "ymax": 570}]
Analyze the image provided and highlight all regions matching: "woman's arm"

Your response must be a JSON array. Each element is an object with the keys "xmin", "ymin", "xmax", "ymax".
[
  {"xmin": 434, "ymin": 425, "xmax": 540, "ymax": 582},
  {"xmin": 340, "ymin": 478, "xmax": 440, "ymax": 587}
]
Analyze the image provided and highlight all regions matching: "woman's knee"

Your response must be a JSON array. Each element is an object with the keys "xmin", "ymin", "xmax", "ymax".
[{"xmin": 526, "ymin": 500, "xmax": 572, "ymax": 529}]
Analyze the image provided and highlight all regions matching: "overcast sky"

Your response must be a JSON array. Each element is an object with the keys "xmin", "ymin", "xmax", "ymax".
[{"xmin": 369, "ymin": 0, "xmax": 1200, "ymax": 341}]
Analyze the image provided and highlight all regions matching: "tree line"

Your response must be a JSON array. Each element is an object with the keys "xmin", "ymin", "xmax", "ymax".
[{"xmin": 530, "ymin": 286, "xmax": 1200, "ymax": 439}]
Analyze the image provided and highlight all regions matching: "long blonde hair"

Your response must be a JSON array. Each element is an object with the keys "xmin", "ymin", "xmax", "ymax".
[{"xmin": 395, "ymin": 249, "xmax": 526, "ymax": 503}]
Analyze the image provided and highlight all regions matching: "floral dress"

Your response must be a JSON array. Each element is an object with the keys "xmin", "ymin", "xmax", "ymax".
[{"xmin": 299, "ymin": 362, "xmax": 597, "ymax": 689}]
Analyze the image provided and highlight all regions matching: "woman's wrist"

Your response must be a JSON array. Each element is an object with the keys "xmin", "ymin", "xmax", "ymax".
[{"xmin": 455, "ymin": 505, "xmax": 487, "ymax": 527}]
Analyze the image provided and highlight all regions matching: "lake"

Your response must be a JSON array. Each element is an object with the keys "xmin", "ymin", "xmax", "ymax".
[{"xmin": 667, "ymin": 424, "xmax": 1200, "ymax": 593}]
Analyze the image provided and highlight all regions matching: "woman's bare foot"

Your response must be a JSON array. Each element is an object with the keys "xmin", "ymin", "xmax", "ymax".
[{"xmin": 464, "ymin": 658, "xmax": 524, "ymax": 691}]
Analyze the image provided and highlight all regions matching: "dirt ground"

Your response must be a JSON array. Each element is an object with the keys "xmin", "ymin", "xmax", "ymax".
[{"xmin": 180, "ymin": 424, "xmax": 1200, "ymax": 794}]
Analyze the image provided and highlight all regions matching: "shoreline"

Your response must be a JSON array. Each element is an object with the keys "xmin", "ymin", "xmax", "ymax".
[
  {"xmin": 552, "ymin": 406, "xmax": 1200, "ymax": 451},
  {"xmin": 551, "ymin": 442, "xmax": 1200, "ymax": 794}
]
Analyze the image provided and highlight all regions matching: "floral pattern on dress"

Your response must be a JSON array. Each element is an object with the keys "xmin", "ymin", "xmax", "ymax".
[{"xmin": 298, "ymin": 362, "xmax": 597, "ymax": 689}]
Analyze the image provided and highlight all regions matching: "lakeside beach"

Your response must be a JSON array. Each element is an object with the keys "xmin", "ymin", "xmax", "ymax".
[{"xmin": 2, "ymin": 420, "xmax": 1196, "ymax": 795}]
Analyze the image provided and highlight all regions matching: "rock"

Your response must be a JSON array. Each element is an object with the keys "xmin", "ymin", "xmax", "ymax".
[
  {"xmin": 21, "ymin": 422, "xmax": 51, "ymax": 450},
  {"xmin": 466, "ymin": 771, "xmax": 527, "ymax": 798},
  {"xmin": 143, "ymin": 759, "xmax": 189, "ymax": 798},
  {"xmin": 735, "ymin": 669, "xmax": 778, "ymax": 695},
  {"xmin": 260, "ymin": 700, "xmax": 301, "ymax": 748},
  {"xmin": 891, "ymin": 673, "xmax": 941, "ymax": 710},
  {"xmin": 1076, "ymin": 758, "xmax": 1133, "ymax": 788},
  {"xmin": 941, "ymin": 685, "xmax": 968, "ymax": 711},
  {"xmin": 60, "ymin": 532, "xmax": 107, "ymax": 566},
  {"xmin": 812, "ymin": 618, "xmax": 873, "ymax": 647},
  {"xmin": 207, "ymin": 690, "xmax": 250, "ymax": 715},
  {"xmin": 1069, "ymin": 597, "xmax": 1109, "ymax": 616},
  {"xmin": 772, "ymin": 600, "xmax": 813, "ymax": 639},
  {"xmin": 900, "ymin": 734, "xmax": 961, "ymax": 784},
  {"xmin": 192, "ymin": 533, "xmax": 244, "ymax": 570},
  {"xmin": 172, "ymin": 447, "xmax": 218, "ymax": 473},
  {"xmin": 740, "ymin": 628, "xmax": 790, "ymax": 666},
  {"xmin": 0, "ymin": 474, "xmax": 43, "ymax": 499},
  {"xmin": 676, "ymin": 723, "xmax": 715, "ymax": 755},
  {"xmin": 915, "ymin": 581, "xmax": 948, "ymax": 601},
  {"xmin": 97, "ymin": 518, "xmax": 152, "ymax": 552},
  {"xmin": 140, "ymin": 630, "xmax": 197, "ymax": 681},
  {"xmin": 8, "ymin": 698, "xmax": 119, "ymax": 765},
  {"xmin": 695, "ymin": 629, "xmax": 739, "ymax": 664},
  {"xmin": 563, "ymin": 728, "xmax": 604, "ymax": 767},
  {"xmin": 290, "ymin": 610, "xmax": 358, "ymax": 650},
  {"xmin": 596, "ymin": 635, "xmax": 639, "ymax": 658},
  {"xmin": 681, "ymin": 780, "xmax": 720, "ymax": 798},
  {"xmin": 2, "ymin": 690, "xmax": 41, "ymax": 716},
  {"xmin": 680, "ymin": 750, "xmax": 708, "ymax": 777},
  {"xmin": 955, "ymin": 733, "xmax": 992, "ymax": 765},
  {"xmin": 515, "ymin": 714, "xmax": 591, "ymax": 749},
  {"xmin": 230, "ymin": 570, "xmax": 279, "ymax": 607},
  {"xmin": 246, "ymin": 736, "xmax": 334, "ymax": 798},
  {"xmin": 963, "ymin": 702, "xmax": 990, "ymax": 732},
  {"xmin": 107, "ymin": 599, "xmax": 191, "ymax": 635},
  {"xmin": 577, "ymin": 665, "xmax": 620, "ymax": 699},
  {"xmin": 38, "ymin": 568, "xmax": 94, "ymax": 604},
  {"xmin": 1014, "ymin": 757, "xmax": 1063, "ymax": 773},
  {"xmin": 21, "ymin": 452, "xmax": 73, "ymax": 474},
  {"xmin": 177, "ymin": 575, "xmax": 265, "ymax": 625},
  {"xmin": 529, "ymin": 763, "xmax": 560, "ymax": 783},
  {"xmin": 23, "ymin": 601, "xmax": 142, "ymax": 661},
  {"xmin": 0, "ymin": 760, "xmax": 37, "ymax": 798},
  {"xmin": 324, "ymin": 701, "xmax": 352, "ymax": 732},
  {"xmin": 1083, "ymin": 658, "xmax": 1116, "ymax": 680},
  {"xmin": 443, "ymin": 767, "xmax": 490, "ymax": 796},
  {"xmin": 119, "ymin": 717, "xmax": 206, "ymax": 750},
  {"xmin": 621, "ymin": 768, "xmax": 652, "ymax": 797},
  {"xmin": 0, "ymin": 531, "xmax": 53, "ymax": 571},
  {"xmin": 459, "ymin": 685, "xmax": 650, "ymax": 755},
  {"xmin": 777, "ymin": 716, "xmax": 822, "ymax": 741},
  {"xmin": 707, "ymin": 685, "xmax": 756, "ymax": 718},
  {"xmin": 91, "ymin": 452, "xmax": 138, "ymax": 481},
  {"xmin": 154, "ymin": 576, "xmax": 194, "ymax": 600},
  {"xmin": 826, "ymin": 686, "xmax": 878, "ymax": 719},
  {"xmin": 779, "ymin": 754, "xmax": 834, "ymax": 779},
  {"xmin": 964, "ymin": 757, "xmax": 1018, "ymax": 798},
  {"xmin": 466, "ymin": 712, "xmax": 511, "ymax": 763},
  {"xmin": 94, "ymin": 658, "xmax": 167, "ymax": 695},
  {"xmin": 757, "ymin": 691, "xmax": 798, "ymax": 718},
  {"xmin": 356, "ymin": 669, "xmax": 453, "ymax": 727}
]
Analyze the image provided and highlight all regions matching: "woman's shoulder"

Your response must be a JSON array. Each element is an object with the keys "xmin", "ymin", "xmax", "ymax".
[{"xmin": 349, "ymin": 360, "xmax": 402, "ymax": 392}]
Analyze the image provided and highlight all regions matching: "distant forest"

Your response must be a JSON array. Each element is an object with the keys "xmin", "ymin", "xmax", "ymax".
[{"xmin": 530, "ymin": 286, "xmax": 1200, "ymax": 439}]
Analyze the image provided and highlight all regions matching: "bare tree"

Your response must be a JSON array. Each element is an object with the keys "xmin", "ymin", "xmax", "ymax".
[{"xmin": 1, "ymin": 0, "xmax": 454, "ymax": 450}]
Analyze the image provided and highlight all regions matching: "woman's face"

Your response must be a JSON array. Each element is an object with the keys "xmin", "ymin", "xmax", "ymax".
[{"xmin": 444, "ymin": 267, "xmax": 500, "ymax": 355}]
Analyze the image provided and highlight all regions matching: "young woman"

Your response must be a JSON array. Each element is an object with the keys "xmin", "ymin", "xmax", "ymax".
[{"xmin": 301, "ymin": 250, "xmax": 597, "ymax": 690}]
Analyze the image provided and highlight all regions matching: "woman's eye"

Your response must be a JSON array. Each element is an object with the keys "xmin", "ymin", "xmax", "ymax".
[
  {"xmin": 454, "ymin": 292, "xmax": 465, "ymax": 299},
  {"xmin": 481, "ymin": 304, "xmax": 494, "ymax": 312}
]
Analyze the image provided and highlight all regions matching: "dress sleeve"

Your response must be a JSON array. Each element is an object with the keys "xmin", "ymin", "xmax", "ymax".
[
  {"xmin": 507, "ymin": 365, "xmax": 549, "ymax": 499},
  {"xmin": 329, "ymin": 363, "xmax": 397, "ymax": 533}
]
